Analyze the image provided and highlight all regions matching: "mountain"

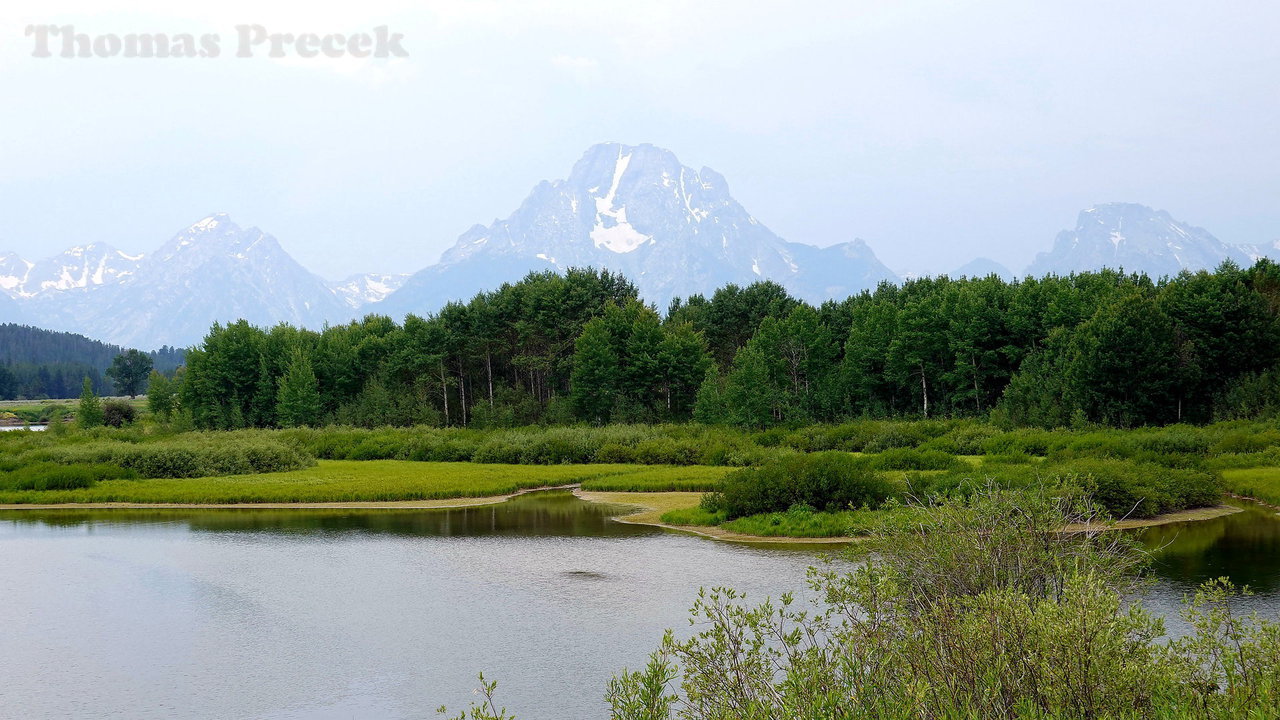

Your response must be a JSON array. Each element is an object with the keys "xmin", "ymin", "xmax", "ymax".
[
  {"xmin": 380, "ymin": 142, "xmax": 898, "ymax": 316},
  {"xmin": 329, "ymin": 273, "xmax": 410, "ymax": 308},
  {"xmin": 21, "ymin": 214, "xmax": 352, "ymax": 348},
  {"xmin": 1240, "ymin": 239, "xmax": 1280, "ymax": 263},
  {"xmin": 952, "ymin": 257, "xmax": 1015, "ymax": 280},
  {"xmin": 0, "ymin": 252, "xmax": 34, "ymax": 297},
  {"xmin": 0, "ymin": 245, "xmax": 142, "ymax": 298},
  {"xmin": 0, "ymin": 289, "xmax": 25, "ymax": 324},
  {"xmin": 1026, "ymin": 203, "xmax": 1252, "ymax": 277}
]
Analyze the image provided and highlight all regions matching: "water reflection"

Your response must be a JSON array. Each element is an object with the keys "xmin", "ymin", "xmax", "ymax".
[
  {"xmin": 1142, "ymin": 502, "xmax": 1280, "ymax": 594},
  {"xmin": 0, "ymin": 490, "xmax": 655, "ymax": 539}
]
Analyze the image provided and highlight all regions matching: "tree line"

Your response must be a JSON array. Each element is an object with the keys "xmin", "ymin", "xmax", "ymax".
[
  {"xmin": 0, "ymin": 323, "xmax": 184, "ymax": 400},
  {"xmin": 172, "ymin": 261, "xmax": 1280, "ymax": 430}
]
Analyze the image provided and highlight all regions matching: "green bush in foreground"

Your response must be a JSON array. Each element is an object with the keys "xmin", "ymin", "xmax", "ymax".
[{"xmin": 446, "ymin": 491, "xmax": 1280, "ymax": 720}]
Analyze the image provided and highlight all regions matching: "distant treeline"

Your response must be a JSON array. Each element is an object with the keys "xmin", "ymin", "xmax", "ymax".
[
  {"xmin": 170, "ymin": 261, "xmax": 1280, "ymax": 429},
  {"xmin": 0, "ymin": 324, "xmax": 184, "ymax": 400}
]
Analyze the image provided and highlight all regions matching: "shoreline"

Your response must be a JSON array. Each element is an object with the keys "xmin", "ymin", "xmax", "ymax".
[
  {"xmin": 0, "ymin": 483, "xmax": 583, "ymax": 511},
  {"xmin": 576, "ymin": 489, "xmax": 853, "ymax": 545},
  {"xmin": 0, "ymin": 485, "xmax": 1257, "ymax": 543}
]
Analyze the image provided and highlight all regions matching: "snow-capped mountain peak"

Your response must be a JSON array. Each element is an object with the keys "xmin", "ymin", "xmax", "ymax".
[
  {"xmin": 1, "ymin": 243, "xmax": 143, "ymax": 298},
  {"xmin": 382, "ymin": 142, "xmax": 898, "ymax": 317}
]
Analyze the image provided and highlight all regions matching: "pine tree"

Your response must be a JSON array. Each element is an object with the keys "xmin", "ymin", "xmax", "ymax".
[
  {"xmin": 275, "ymin": 350, "xmax": 322, "ymax": 428},
  {"xmin": 570, "ymin": 318, "xmax": 620, "ymax": 424},
  {"xmin": 77, "ymin": 377, "xmax": 104, "ymax": 429}
]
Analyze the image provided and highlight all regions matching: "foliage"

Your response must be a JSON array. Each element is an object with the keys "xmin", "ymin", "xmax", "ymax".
[
  {"xmin": 101, "ymin": 399, "xmax": 138, "ymax": 427},
  {"xmin": 276, "ymin": 349, "xmax": 322, "ymax": 427},
  {"xmin": 0, "ymin": 460, "xmax": 647, "ymax": 504},
  {"xmin": 577, "ymin": 466, "xmax": 732, "ymax": 492},
  {"xmin": 146, "ymin": 370, "xmax": 177, "ymax": 420},
  {"xmin": 76, "ymin": 377, "xmax": 103, "ymax": 429},
  {"xmin": 718, "ymin": 504, "xmax": 853, "ymax": 537},
  {"xmin": 600, "ymin": 490, "xmax": 1280, "ymax": 720},
  {"xmin": 105, "ymin": 349, "xmax": 154, "ymax": 398},
  {"xmin": 703, "ymin": 452, "xmax": 899, "ymax": 518},
  {"xmin": 167, "ymin": 263, "xmax": 1280, "ymax": 431},
  {"xmin": 0, "ymin": 461, "xmax": 137, "ymax": 491}
]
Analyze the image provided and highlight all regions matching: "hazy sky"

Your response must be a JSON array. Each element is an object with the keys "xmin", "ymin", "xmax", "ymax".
[{"xmin": 3, "ymin": 0, "xmax": 1278, "ymax": 279}]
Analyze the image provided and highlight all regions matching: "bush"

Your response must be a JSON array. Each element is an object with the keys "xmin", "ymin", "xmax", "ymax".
[
  {"xmin": 1048, "ymin": 458, "xmax": 1222, "ymax": 518},
  {"xmin": 0, "ymin": 462, "xmax": 136, "ymax": 491},
  {"xmin": 704, "ymin": 452, "xmax": 898, "ymax": 519},
  {"xmin": 102, "ymin": 400, "xmax": 138, "ymax": 428},
  {"xmin": 870, "ymin": 448, "xmax": 962, "ymax": 471},
  {"xmin": 22, "ymin": 435, "xmax": 313, "ymax": 479}
]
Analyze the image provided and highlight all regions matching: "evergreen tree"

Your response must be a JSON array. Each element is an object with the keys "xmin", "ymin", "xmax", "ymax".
[
  {"xmin": 571, "ymin": 317, "xmax": 620, "ymax": 424},
  {"xmin": 77, "ymin": 376, "xmax": 104, "ymax": 429},
  {"xmin": 275, "ymin": 350, "xmax": 322, "ymax": 428}
]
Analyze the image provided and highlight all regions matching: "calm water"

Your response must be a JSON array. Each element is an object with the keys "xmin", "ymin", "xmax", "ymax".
[
  {"xmin": 0, "ymin": 492, "xmax": 1277, "ymax": 720},
  {"xmin": 0, "ymin": 492, "xmax": 831, "ymax": 720}
]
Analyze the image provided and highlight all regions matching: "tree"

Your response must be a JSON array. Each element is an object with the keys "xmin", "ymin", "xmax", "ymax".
[
  {"xmin": 571, "ymin": 317, "xmax": 621, "ymax": 424},
  {"xmin": 146, "ymin": 370, "xmax": 176, "ymax": 421},
  {"xmin": 77, "ymin": 376, "xmax": 104, "ymax": 429},
  {"xmin": 1062, "ymin": 292, "xmax": 1179, "ymax": 426},
  {"xmin": 275, "ymin": 350, "xmax": 322, "ymax": 427},
  {"xmin": 0, "ymin": 364, "xmax": 14, "ymax": 400},
  {"xmin": 105, "ymin": 349, "xmax": 154, "ymax": 398}
]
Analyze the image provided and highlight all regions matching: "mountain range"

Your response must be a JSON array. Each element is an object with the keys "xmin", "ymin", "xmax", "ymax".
[{"xmin": 2, "ymin": 143, "xmax": 1275, "ymax": 349}]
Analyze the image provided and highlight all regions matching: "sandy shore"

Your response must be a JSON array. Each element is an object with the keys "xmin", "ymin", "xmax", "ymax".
[
  {"xmin": 1061, "ymin": 504, "xmax": 1242, "ymax": 532},
  {"xmin": 574, "ymin": 489, "xmax": 851, "ymax": 544}
]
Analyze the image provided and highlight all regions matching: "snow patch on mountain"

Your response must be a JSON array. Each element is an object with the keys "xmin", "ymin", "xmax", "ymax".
[{"xmin": 330, "ymin": 272, "xmax": 410, "ymax": 308}]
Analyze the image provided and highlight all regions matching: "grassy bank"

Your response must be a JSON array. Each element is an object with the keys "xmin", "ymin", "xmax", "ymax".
[
  {"xmin": 1220, "ymin": 467, "xmax": 1280, "ymax": 506},
  {"xmin": 5, "ymin": 420, "xmax": 1278, "ymax": 538},
  {"xmin": 0, "ymin": 460, "xmax": 660, "ymax": 505}
]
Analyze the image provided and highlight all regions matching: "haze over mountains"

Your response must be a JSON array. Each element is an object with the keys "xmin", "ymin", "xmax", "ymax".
[{"xmin": 2, "ymin": 143, "xmax": 1275, "ymax": 350}]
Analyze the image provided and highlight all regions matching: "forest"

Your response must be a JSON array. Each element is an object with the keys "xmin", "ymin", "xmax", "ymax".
[
  {"xmin": 172, "ymin": 261, "xmax": 1280, "ymax": 431},
  {"xmin": 0, "ymin": 323, "xmax": 184, "ymax": 399}
]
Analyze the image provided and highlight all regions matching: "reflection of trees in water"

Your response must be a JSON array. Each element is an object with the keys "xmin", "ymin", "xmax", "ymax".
[
  {"xmin": 1143, "ymin": 504, "xmax": 1280, "ymax": 593},
  {"xmin": 0, "ymin": 491, "xmax": 655, "ymax": 539}
]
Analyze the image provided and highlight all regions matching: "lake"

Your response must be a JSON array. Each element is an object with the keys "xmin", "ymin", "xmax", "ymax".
[{"xmin": 1, "ymin": 491, "xmax": 1277, "ymax": 719}]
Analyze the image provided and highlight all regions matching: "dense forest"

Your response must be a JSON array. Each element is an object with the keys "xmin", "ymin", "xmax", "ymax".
[
  {"xmin": 173, "ymin": 261, "xmax": 1280, "ymax": 430},
  {"xmin": 0, "ymin": 324, "xmax": 184, "ymax": 400}
]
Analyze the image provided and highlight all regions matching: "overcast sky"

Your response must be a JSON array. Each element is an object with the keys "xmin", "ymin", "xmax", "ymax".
[{"xmin": 2, "ymin": 0, "xmax": 1278, "ymax": 279}]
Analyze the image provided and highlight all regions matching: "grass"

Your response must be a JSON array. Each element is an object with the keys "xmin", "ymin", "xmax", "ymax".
[
  {"xmin": 578, "ymin": 465, "xmax": 733, "ymax": 492},
  {"xmin": 1220, "ymin": 467, "xmax": 1280, "ymax": 506},
  {"xmin": 0, "ymin": 460, "xmax": 651, "ymax": 505},
  {"xmin": 660, "ymin": 506, "xmax": 725, "ymax": 526},
  {"xmin": 720, "ymin": 510, "xmax": 856, "ymax": 538}
]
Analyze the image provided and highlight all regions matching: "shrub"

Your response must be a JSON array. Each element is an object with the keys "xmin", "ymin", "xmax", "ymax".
[
  {"xmin": 0, "ymin": 462, "xmax": 136, "ymax": 491},
  {"xmin": 1048, "ymin": 458, "xmax": 1222, "ymax": 518},
  {"xmin": 102, "ymin": 400, "xmax": 138, "ymax": 428},
  {"xmin": 1210, "ymin": 430, "xmax": 1280, "ymax": 455},
  {"xmin": 704, "ymin": 452, "xmax": 898, "ymax": 519},
  {"xmin": 870, "ymin": 448, "xmax": 962, "ymax": 471}
]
